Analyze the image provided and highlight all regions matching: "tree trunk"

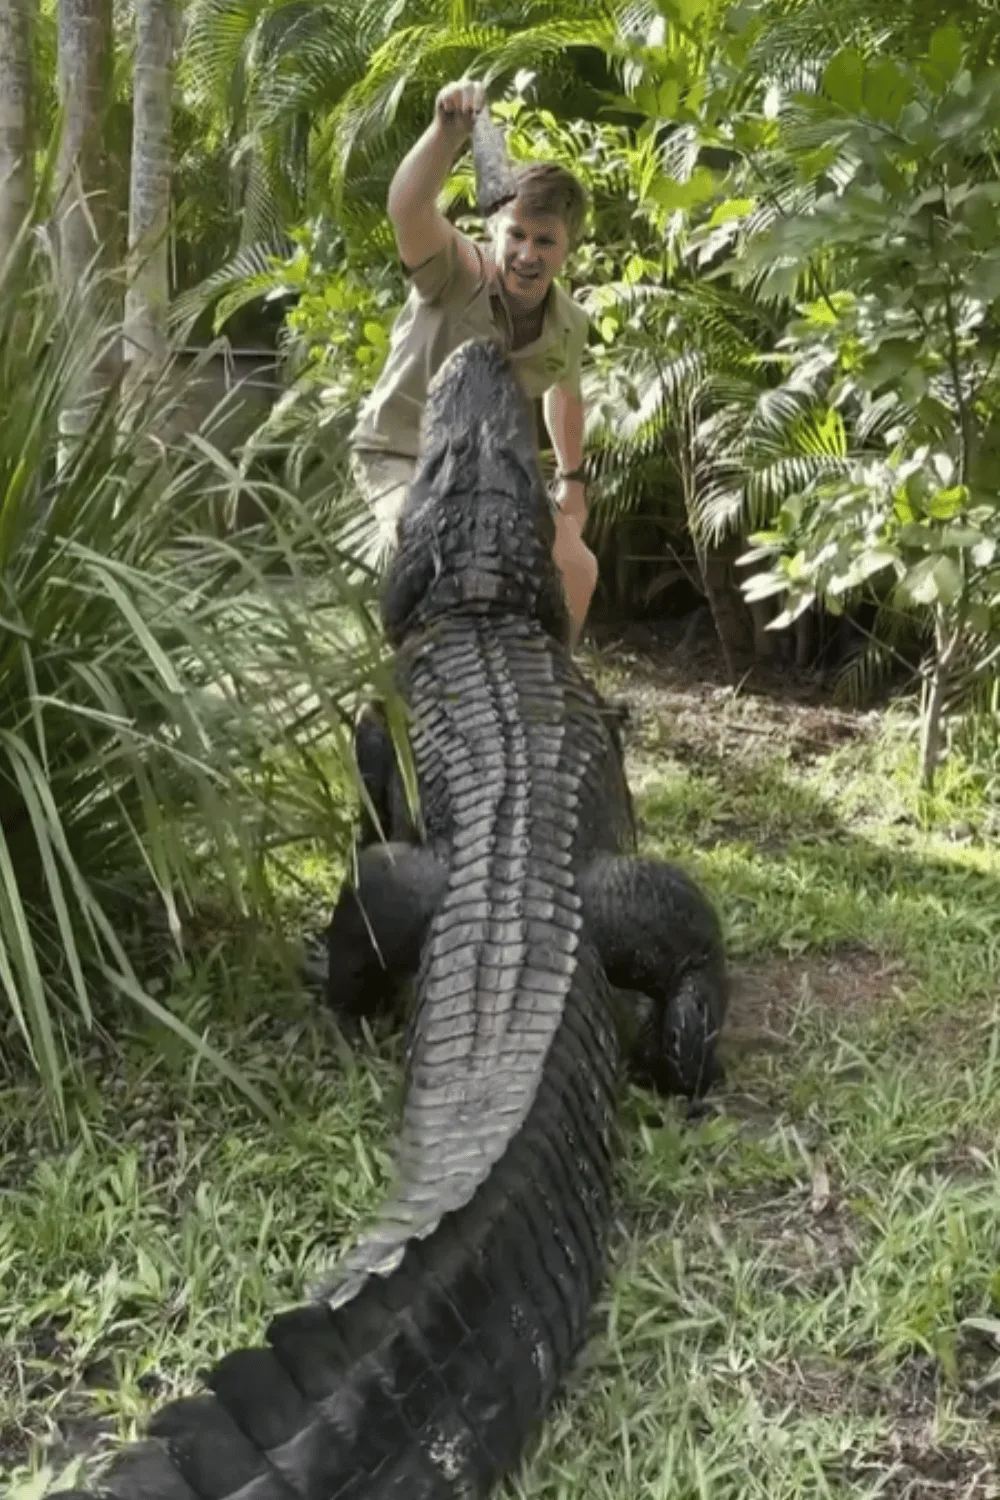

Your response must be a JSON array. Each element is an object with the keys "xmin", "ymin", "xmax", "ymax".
[
  {"xmin": 919, "ymin": 613, "xmax": 958, "ymax": 791},
  {"xmin": 696, "ymin": 531, "xmax": 756, "ymax": 681},
  {"xmin": 794, "ymin": 605, "xmax": 814, "ymax": 668},
  {"xmin": 124, "ymin": 0, "xmax": 175, "ymax": 395},
  {"xmin": 748, "ymin": 598, "xmax": 777, "ymax": 660},
  {"xmin": 56, "ymin": 0, "xmax": 114, "ymax": 292},
  {"xmin": 0, "ymin": 0, "xmax": 34, "ymax": 266},
  {"xmin": 55, "ymin": 0, "xmax": 116, "ymax": 457}
]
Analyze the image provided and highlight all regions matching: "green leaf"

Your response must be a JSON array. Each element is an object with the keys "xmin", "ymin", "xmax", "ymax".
[
  {"xmin": 707, "ymin": 197, "xmax": 754, "ymax": 227},
  {"xmin": 927, "ymin": 486, "xmax": 968, "ymax": 520},
  {"xmin": 938, "ymin": 526, "xmax": 983, "ymax": 548},
  {"xmin": 828, "ymin": 548, "xmax": 898, "ymax": 595},
  {"xmin": 933, "ymin": 554, "xmax": 963, "ymax": 604},
  {"xmin": 956, "ymin": 183, "xmax": 1000, "ymax": 246},
  {"xmin": 899, "ymin": 366, "xmax": 927, "ymax": 404},
  {"xmin": 0, "ymin": 735, "xmax": 92, "ymax": 1027},
  {"xmin": 742, "ymin": 569, "xmax": 788, "ymax": 603},
  {"xmin": 898, "ymin": 523, "xmax": 935, "ymax": 550},
  {"xmin": 863, "ymin": 59, "xmax": 912, "ymax": 125},
  {"xmin": 970, "ymin": 249, "xmax": 1000, "ymax": 304},
  {"xmin": 855, "ymin": 547, "xmax": 899, "ymax": 583},
  {"xmin": 733, "ymin": 116, "xmax": 778, "ymax": 151},
  {"xmin": 796, "ymin": 143, "xmax": 840, "ymax": 184},
  {"xmin": 0, "ymin": 816, "xmax": 58, "ymax": 1099},
  {"xmin": 902, "ymin": 553, "xmax": 962, "ymax": 605},
  {"xmin": 661, "ymin": 0, "xmax": 712, "ymax": 24},
  {"xmin": 861, "ymin": 339, "xmax": 921, "ymax": 391},
  {"xmin": 646, "ymin": 166, "xmax": 720, "ymax": 213},
  {"xmin": 926, "ymin": 24, "xmax": 964, "ymax": 87},
  {"xmin": 770, "ymin": 592, "xmax": 816, "ymax": 630},
  {"xmin": 901, "ymin": 555, "xmax": 939, "ymax": 603},
  {"xmin": 634, "ymin": 77, "xmax": 681, "ymax": 119},
  {"xmin": 824, "ymin": 49, "xmax": 865, "ymax": 113}
]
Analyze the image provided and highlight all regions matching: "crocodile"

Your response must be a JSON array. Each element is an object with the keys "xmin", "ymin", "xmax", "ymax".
[{"xmin": 54, "ymin": 339, "xmax": 727, "ymax": 1500}]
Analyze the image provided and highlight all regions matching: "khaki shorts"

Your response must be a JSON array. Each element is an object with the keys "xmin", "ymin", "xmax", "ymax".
[{"xmin": 351, "ymin": 450, "xmax": 417, "ymax": 565}]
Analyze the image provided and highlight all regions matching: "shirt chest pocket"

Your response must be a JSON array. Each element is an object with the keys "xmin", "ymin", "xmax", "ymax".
[
  {"xmin": 517, "ymin": 330, "xmax": 571, "ymax": 397},
  {"xmin": 454, "ymin": 286, "xmax": 505, "ymax": 346}
]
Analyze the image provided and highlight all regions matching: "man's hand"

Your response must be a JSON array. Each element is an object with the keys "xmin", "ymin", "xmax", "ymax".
[
  {"xmin": 434, "ymin": 79, "xmax": 485, "ymax": 139},
  {"xmin": 387, "ymin": 79, "xmax": 485, "ymax": 273}
]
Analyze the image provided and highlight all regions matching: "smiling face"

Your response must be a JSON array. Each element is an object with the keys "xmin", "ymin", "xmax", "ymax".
[{"xmin": 490, "ymin": 198, "xmax": 570, "ymax": 312}]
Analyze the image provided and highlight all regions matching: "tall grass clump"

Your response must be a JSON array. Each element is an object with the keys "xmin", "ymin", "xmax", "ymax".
[{"xmin": 0, "ymin": 223, "xmax": 390, "ymax": 1125}]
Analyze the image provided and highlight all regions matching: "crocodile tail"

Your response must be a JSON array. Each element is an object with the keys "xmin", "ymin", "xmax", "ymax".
[{"xmin": 61, "ymin": 948, "xmax": 618, "ymax": 1500}]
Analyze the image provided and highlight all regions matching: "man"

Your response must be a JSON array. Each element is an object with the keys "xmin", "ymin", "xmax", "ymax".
[{"xmin": 350, "ymin": 78, "xmax": 598, "ymax": 647}]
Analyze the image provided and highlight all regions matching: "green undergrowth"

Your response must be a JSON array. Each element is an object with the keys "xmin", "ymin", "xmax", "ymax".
[{"xmin": 3, "ymin": 670, "xmax": 1000, "ymax": 1498}]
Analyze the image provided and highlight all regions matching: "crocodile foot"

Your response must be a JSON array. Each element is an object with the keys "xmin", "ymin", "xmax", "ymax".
[
  {"xmin": 324, "ymin": 842, "xmax": 448, "ymax": 1026},
  {"xmin": 579, "ymin": 854, "xmax": 727, "ymax": 1099}
]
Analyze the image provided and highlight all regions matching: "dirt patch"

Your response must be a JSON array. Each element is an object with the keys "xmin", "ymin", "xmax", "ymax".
[
  {"xmin": 585, "ymin": 624, "xmax": 883, "ymax": 773},
  {"xmin": 0, "ymin": 1316, "xmax": 158, "ymax": 1474},
  {"xmin": 757, "ymin": 1352, "xmax": 998, "ymax": 1497},
  {"xmin": 725, "ymin": 945, "xmax": 911, "ymax": 1044},
  {"xmin": 0, "ymin": 1407, "xmax": 115, "ymax": 1477},
  {"xmin": 849, "ymin": 1435, "xmax": 998, "ymax": 1498}
]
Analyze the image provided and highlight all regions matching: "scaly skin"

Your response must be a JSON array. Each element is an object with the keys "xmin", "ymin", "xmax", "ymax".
[{"xmin": 53, "ymin": 341, "xmax": 726, "ymax": 1500}]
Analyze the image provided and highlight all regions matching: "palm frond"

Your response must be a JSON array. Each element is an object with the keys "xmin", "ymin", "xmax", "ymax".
[
  {"xmin": 834, "ymin": 597, "xmax": 921, "ymax": 706},
  {"xmin": 171, "ymin": 240, "xmax": 291, "ymax": 334}
]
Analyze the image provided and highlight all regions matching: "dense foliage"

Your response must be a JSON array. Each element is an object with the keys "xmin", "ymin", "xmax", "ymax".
[
  {"xmin": 185, "ymin": 0, "xmax": 1000, "ymax": 785},
  {"xmin": 0, "ymin": 230, "xmax": 388, "ymax": 1119},
  {"xmin": 734, "ymin": 34, "xmax": 1000, "ymax": 778}
]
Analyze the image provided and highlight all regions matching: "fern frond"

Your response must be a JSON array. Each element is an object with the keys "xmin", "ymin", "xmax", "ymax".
[
  {"xmin": 171, "ymin": 241, "xmax": 291, "ymax": 334},
  {"xmin": 834, "ymin": 595, "xmax": 920, "ymax": 705}
]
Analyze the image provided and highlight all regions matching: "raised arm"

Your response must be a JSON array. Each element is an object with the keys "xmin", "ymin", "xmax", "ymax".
[{"xmin": 386, "ymin": 80, "xmax": 485, "ymax": 275}]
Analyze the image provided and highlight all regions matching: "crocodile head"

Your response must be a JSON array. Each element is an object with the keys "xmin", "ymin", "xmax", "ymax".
[{"xmin": 381, "ymin": 339, "xmax": 570, "ymax": 646}]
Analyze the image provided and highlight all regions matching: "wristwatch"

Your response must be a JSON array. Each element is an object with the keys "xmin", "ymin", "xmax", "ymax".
[{"xmin": 555, "ymin": 466, "xmax": 587, "ymax": 484}]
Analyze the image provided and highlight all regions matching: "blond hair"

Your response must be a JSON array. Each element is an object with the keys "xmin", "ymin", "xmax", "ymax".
[{"xmin": 507, "ymin": 162, "xmax": 589, "ymax": 247}]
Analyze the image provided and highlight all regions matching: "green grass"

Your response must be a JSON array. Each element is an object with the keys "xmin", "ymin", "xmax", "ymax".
[{"xmin": 3, "ymin": 658, "xmax": 1000, "ymax": 1498}]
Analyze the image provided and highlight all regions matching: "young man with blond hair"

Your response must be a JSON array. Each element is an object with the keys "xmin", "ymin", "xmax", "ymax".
[{"xmin": 350, "ymin": 78, "xmax": 598, "ymax": 646}]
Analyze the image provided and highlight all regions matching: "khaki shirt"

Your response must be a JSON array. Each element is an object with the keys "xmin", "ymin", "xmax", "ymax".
[{"xmin": 351, "ymin": 233, "xmax": 590, "ymax": 460}]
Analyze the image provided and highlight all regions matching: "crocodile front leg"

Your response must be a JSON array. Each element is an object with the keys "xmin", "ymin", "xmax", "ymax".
[
  {"xmin": 354, "ymin": 699, "xmax": 396, "ymax": 847},
  {"xmin": 579, "ymin": 855, "xmax": 728, "ymax": 1098},
  {"xmin": 302, "ymin": 702, "xmax": 417, "ymax": 1006},
  {"xmin": 326, "ymin": 842, "xmax": 448, "ymax": 1025},
  {"xmin": 353, "ymin": 698, "xmax": 421, "ymax": 848}
]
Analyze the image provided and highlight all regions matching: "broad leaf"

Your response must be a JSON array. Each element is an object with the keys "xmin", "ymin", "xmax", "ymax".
[
  {"xmin": 824, "ymin": 49, "xmax": 865, "ymax": 113},
  {"xmin": 925, "ymin": 24, "xmax": 964, "ymax": 89}
]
